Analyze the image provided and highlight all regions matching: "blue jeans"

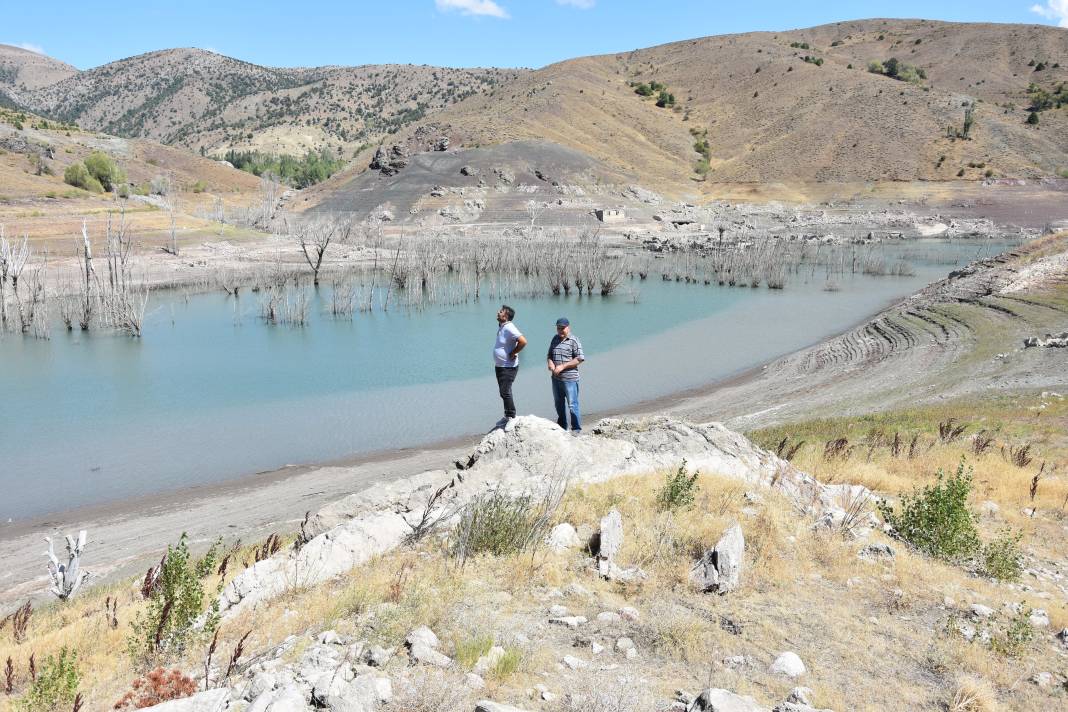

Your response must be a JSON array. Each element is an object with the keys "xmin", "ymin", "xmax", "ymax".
[{"xmin": 552, "ymin": 379, "xmax": 580, "ymax": 431}]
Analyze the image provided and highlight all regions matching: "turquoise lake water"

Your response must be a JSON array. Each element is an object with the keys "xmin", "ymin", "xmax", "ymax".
[{"xmin": 0, "ymin": 240, "xmax": 1015, "ymax": 520}]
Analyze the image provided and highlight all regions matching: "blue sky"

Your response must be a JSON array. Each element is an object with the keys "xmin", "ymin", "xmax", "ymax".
[{"xmin": 4, "ymin": 1, "xmax": 1066, "ymax": 70}]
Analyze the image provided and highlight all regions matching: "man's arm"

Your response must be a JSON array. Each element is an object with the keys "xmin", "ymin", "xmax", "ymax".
[
  {"xmin": 553, "ymin": 339, "xmax": 585, "ymax": 374},
  {"xmin": 510, "ymin": 333, "xmax": 527, "ymax": 358}
]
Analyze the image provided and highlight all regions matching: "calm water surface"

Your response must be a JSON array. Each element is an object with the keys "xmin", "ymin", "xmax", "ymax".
[{"xmin": 0, "ymin": 240, "xmax": 1014, "ymax": 519}]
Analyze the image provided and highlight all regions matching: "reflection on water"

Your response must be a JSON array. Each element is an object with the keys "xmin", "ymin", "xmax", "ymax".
[{"xmin": 0, "ymin": 240, "xmax": 1014, "ymax": 519}]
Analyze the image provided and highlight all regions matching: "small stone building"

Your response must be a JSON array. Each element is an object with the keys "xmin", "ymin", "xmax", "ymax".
[{"xmin": 596, "ymin": 207, "xmax": 626, "ymax": 224}]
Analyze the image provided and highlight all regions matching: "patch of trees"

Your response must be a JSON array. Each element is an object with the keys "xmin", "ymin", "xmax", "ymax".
[
  {"xmin": 1027, "ymin": 82, "xmax": 1067, "ymax": 112},
  {"xmin": 690, "ymin": 127, "xmax": 711, "ymax": 177},
  {"xmin": 223, "ymin": 148, "xmax": 344, "ymax": 188},
  {"xmin": 868, "ymin": 57, "xmax": 926, "ymax": 84},
  {"xmin": 789, "ymin": 41, "xmax": 811, "ymax": 50},
  {"xmin": 801, "ymin": 56, "xmax": 824, "ymax": 67},
  {"xmin": 63, "ymin": 151, "xmax": 126, "ymax": 193},
  {"xmin": 630, "ymin": 80, "xmax": 676, "ymax": 108}
]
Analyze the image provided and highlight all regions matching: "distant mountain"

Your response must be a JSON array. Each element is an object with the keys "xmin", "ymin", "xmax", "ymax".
[
  {"xmin": 4, "ymin": 18, "xmax": 1067, "ymax": 193},
  {"xmin": 1, "ymin": 46, "xmax": 526, "ymax": 159},
  {"xmin": 340, "ymin": 18, "xmax": 1067, "ymax": 193},
  {"xmin": 0, "ymin": 44, "xmax": 78, "ymax": 102}
]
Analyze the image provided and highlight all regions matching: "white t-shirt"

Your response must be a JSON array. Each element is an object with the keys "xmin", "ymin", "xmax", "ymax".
[{"xmin": 494, "ymin": 321, "xmax": 523, "ymax": 367}]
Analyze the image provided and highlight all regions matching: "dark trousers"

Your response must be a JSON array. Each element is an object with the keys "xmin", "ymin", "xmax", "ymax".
[{"xmin": 495, "ymin": 366, "xmax": 518, "ymax": 418}]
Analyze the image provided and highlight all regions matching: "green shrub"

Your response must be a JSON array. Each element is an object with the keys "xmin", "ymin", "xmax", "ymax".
[
  {"xmin": 453, "ymin": 634, "xmax": 494, "ymax": 669},
  {"xmin": 116, "ymin": 183, "xmax": 130, "ymax": 198},
  {"xmin": 990, "ymin": 605, "xmax": 1035, "ymax": 657},
  {"xmin": 191, "ymin": 179, "xmax": 207, "ymax": 193},
  {"xmin": 451, "ymin": 491, "xmax": 554, "ymax": 563},
  {"xmin": 868, "ymin": 60, "xmax": 885, "ymax": 74},
  {"xmin": 63, "ymin": 162, "xmax": 103, "ymax": 193},
  {"xmin": 1058, "ymin": 168, "xmax": 1068, "ymax": 179},
  {"xmin": 656, "ymin": 460, "xmax": 700, "ymax": 511},
  {"xmin": 84, "ymin": 151, "xmax": 126, "ymax": 192},
  {"xmin": 127, "ymin": 533, "xmax": 219, "ymax": 663},
  {"xmin": 878, "ymin": 459, "xmax": 980, "ymax": 563},
  {"xmin": 1026, "ymin": 111, "xmax": 1039, "ymax": 125},
  {"xmin": 491, "ymin": 647, "xmax": 522, "ymax": 679},
  {"xmin": 981, "ymin": 528, "xmax": 1023, "ymax": 581},
  {"xmin": 15, "ymin": 647, "xmax": 79, "ymax": 712}
]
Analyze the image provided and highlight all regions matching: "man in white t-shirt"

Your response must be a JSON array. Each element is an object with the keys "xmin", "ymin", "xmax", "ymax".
[{"xmin": 493, "ymin": 304, "xmax": 527, "ymax": 426}]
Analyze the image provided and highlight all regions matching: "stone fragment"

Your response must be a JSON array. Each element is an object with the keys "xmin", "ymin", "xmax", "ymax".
[
  {"xmin": 546, "ymin": 523, "xmax": 581, "ymax": 552},
  {"xmin": 476, "ymin": 702, "xmax": 533, "ymax": 712},
  {"xmin": 549, "ymin": 616, "xmax": 587, "ymax": 629},
  {"xmin": 405, "ymin": 626, "xmax": 440, "ymax": 649},
  {"xmin": 562, "ymin": 655, "xmax": 588, "ymax": 670},
  {"xmin": 597, "ymin": 611, "xmax": 622, "ymax": 624},
  {"xmin": 1031, "ymin": 672, "xmax": 1053, "ymax": 689},
  {"xmin": 618, "ymin": 606, "xmax": 640, "ymax": 622},
  {"xmin": 247, "ymin": 685, "xmax": 309, "ymax": 712},
  {"xmin": 408, "ymin": 641, "xmax": 451, "ymax": 667},
  {"xmin": 597, "ymin": 509, "xmax": 624, "ymax": 577},
  {"xmin": 687, "ymin": 688, "xmax": 769, "ymax": 712},
  {"xmin": 144, "ymin": 688, "xmax": 233, "ymax": 711},
  {"xmin": 549, "ymin": 604, "xmax": 569, "ymax": 617},
  {"xmin": 362, "ymin": 645, "xmax": 392, "ymax": 667},
  {"xmin": 692, "ymin": 523, "xmax": 745, "ymax": 593},
  {"xmin": 769, "ymin": 652, "xmax": 806, "ymax": 678},
  {"xmin": 970, "ymin": 604, "xmax": 994, "ymax": 619},
  {"xmin": 474, "ymin": 645, "xmax": 506, "ymax": 675},
  {"xmin": 857, "ymin": 543, "xmax": 895, "ymax": 560},
  {"xmin": 466, "ymin": 673, "xmax": 486, "ymax": 689},
  {"xmin": 615, "ymin": 637, "xmax": 635, "ymax": 652},
  {"xmin": 787, "ymin": 688, "xmax": 812, "ymax": 706},
  {"xmin": 1029, "ymin": 609, "xmax": 1050, "ymax": 628}
]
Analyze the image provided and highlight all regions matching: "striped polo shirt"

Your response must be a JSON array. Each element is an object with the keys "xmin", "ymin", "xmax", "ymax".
[{"xmin": 548, "ymin": 334, "xmax": 584, "ymax": 381}]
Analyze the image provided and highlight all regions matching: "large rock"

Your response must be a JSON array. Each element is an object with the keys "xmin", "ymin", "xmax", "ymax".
[
  {"xmin": 476, "ymin": 702, "xmax": 534, "ymax": 712},
  {"xmin": 216, "ymin": 416, "xmax": 863, "ymax": 619},
  {"xmin": 770, "ymin": 652, "xmax": 807, "ymax": 678},
  {"xmin": 247, "ymin": 685, "xmax": 309, "ymax": 712},
  {"xmin": 692, "ymin": 522, "xmax": 744, "ymax": 593},
  {"xmin": 687, "ymin": 688, "xmax": 769, "ymax": 712},
  {"xmin": 545, "ymin": 523, "xmax": 580, "ymax": 552},
  {"xmin": 597, "ymin": 509, "xmax": 623, "ymax": 576},
  {"xmin": 142, "ymin": 688, "xmax": 233, "ymax": 711}
]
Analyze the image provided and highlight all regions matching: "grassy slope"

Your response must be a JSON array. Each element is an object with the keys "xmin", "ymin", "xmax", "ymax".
[{"xmin": 0, "ymin": 108, "xmax": 265, "ymax": 250}]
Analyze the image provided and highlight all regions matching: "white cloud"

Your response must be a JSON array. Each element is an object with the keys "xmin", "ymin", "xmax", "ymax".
[
  {"xmin": 1031, "ymin": 0, "xmax": 1068, "ymax": 27},
  {"xmin": 4, "ymin": 42, "xmax": 45, "ymax": 55},
  {"xmin": 557, "ymin": 0, "xmax": 596, "ymax": 7},
  {"xmin": 435, "ymin": 0, "xmax": 510, "ymax": 18}
]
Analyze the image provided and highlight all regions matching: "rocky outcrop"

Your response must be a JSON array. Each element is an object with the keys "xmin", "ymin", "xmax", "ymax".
[
  {"xmin": 215, "ymin": 416, "xmax": 867, "ymax": 618},
  {"xmin": 692, "ymin": 522, "xmax": 744, "ymax": 593},
  {"xmin": 369, "ymin": 144, "xmax": 409, "ymax": 176},
  {"xmin": 1024, "ymin": 331, "xmax": 1068, "ymax": 348}
]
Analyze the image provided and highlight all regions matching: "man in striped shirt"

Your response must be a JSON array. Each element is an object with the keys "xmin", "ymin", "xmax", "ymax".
[{"xmin": 546, "ymin": 317, "xmax": 585, "ymax": 432}]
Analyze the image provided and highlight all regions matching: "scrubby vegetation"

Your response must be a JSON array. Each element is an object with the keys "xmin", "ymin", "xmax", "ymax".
[
  {"xmin": 630, "ymin": 80, "xmax": 676, "ymax": 108},
  {"xmin": 223, "ymin": 148, "xmax": 338, "ymax": 187},
  {"xmin": 222, "ymin": 148, "xmax": 344, "ymax": 188},
  {"xmin": 868, "ymin": 57, "xmax": 927, "ymax": 84},
  {"xmin": 62, "ymin": 151, "xmax": 126, "ymax": 193},
  {"xmin": 1026, "ymin": 81, "xmax": 1067, "ymax": 112}
]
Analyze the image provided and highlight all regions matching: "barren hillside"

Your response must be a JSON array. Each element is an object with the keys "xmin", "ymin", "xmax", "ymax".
[
  {"xmin": 0, "ymin": 44, "xmax": 78, "ymax": 107},
  {"xmin": 5, "ymin": 47, "xmax": 527, "ymax": 158},
  {"xmin": 351, "ymin": 19, "xmax": 1067, "ymax": 196}
]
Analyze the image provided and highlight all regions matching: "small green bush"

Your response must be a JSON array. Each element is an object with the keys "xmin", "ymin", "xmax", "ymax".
[
  {"xmin": 84, "ymin": 151, "xmax": 126, "ymax": 192},
  {"xmin": 453, "ymin": 634, "xmax": 494, "ymax": 669},
  {"xmin": 63, "ymin": 162, "xmax": 103, "ymax": 193},
  {"xmin": 451, "ymin": 491, "xmax": 554, "ymax": 563},
  {"xmin": 127, "ymin": 533, "xmax": 219, "ymax": 663},
  {"xmin": 656, "ymin": 460, "xmax": 700, "ymax": 511},
  {"xmin": 191, "ymin": 179, "xmax": 207, "ymax": 193},
  {"xmin": 981, "ymin": 528, "xmax": 1023, "ymax": 581},
  {"xmin": 878, "ymin": 459, "xmax": 980, "ymax": 563},
  {"xmin": 491, "ymin": 647, "xmax": 522, "ymax": 679},
  {"xmin": 1026, "ymin": 111, "xmax": 1039, "ymax": 125},
  {"xmin": 990, "ymin": 605, "xmax": 1035, "ymax": 657},
  {"xmin": 15, "ymin": 647, "xmax": 79, "ymax": 712}
]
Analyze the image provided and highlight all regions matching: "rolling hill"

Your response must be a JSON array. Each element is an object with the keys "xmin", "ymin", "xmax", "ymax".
[
  {"xmin": 363, "ymin": 18, "xmax": 1068, "ymax": 194},
  {"xmin": 0, "ymin": 46, "xmax": 526, "ymax": 159}
]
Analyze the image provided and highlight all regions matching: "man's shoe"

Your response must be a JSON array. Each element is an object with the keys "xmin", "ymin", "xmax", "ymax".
[{"xmin": 504, "ymin": 417, "xmax": 517, "ymax": 432}]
